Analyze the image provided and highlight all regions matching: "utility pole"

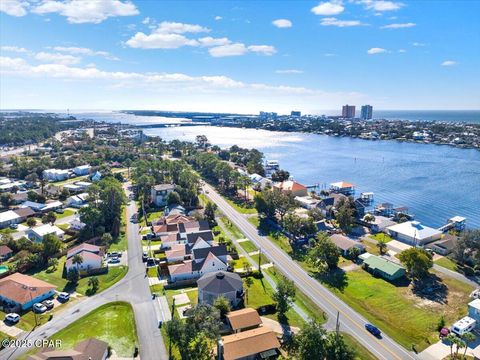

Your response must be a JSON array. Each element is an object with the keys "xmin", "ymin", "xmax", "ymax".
[
  {"xmin": 29, "ymin": 290, "xmax": 38, "ymax": 328},
  {"xmin": 335, "ymin": 311, "xmax": 340, "ymax": 341},
  {"xmin": 168, "ymin": 297, "xmax": 175, "ymax": 359},
  {"xmin": 258, "ymin": 248, "xmax": 262, "ymax": 275}
]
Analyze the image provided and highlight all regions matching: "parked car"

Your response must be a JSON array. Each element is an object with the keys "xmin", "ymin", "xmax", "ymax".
[
  {"xmin": 33, "ymin": 303, "xmax": 47, "ymax": 314},
  {"xmin": 42, "ymin": 299, "xmax": 54, "ymax": 310},
  {"xmin": 9, "ymin": 223, "xmax": 18, "ymax": 230},
  {"xmin": 57, "ymin": 292, "xmax": 70, "ymax": 302},
  {"xmin": 107, "ymin": 252, "xmax": 121, "ymax": 258},
  {"xmin": 5, "ymin": 313, "xmax": 20, "ymax": 324},
  {"xmin": 365, "ymin": 323, "xmax": 381, "ymax": 337},
  {"xmin": 109, "ymin": 257, "xmax": 120, "ymax": 264},
  {"xmin": 440, "ymin": 327, "xmax": 450, "ymax": 338},
  {"xmin": 142, "ymin": 252, "xmax": 148, "ymax": 262}
]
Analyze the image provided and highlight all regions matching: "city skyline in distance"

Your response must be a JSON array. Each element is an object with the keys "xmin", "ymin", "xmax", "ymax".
[{"xmin": 1, "ymin": 0, "xmax": 479, "ymax": 113}]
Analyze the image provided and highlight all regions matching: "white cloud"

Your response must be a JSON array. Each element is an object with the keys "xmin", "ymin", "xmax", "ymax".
[
  {"xmin": 381, "ymin": 22, "xmax": 416, "ymax": 29},
  {"xmin": 31, "ymin": 0, "xmax": 139, "ymax": 24},
  {"xmin": 311, "ymin": 1, "xmax": 344, "ymax": 16},
  {"xmin": 398, "ymin": 49, "xmax": 406, "ymax": 53},
  {"xmin": 247, "ymin": 45, "xmax": 277, "ymax": 56},
  {"xmin": 126, "ymin": 21, "xmax": 209, "ymax": 49},
  {"xmin": 320, "ymin": 17, "xmax": 363, "ymax": 27},
  {"xmin": 0, "ymin": 0, "xmax": 29, "ymax": 16},
  {"xmin": 198, "ymin": 37, "xmax": 231, "ymax": 47},
  {"xmin": 34, "ymin": 52, "xmax": 81, "ymax": 65},
  {"xmin": 441, "ymin": 60, "xmax": 457, "ymax": 66},
  {"xmin": 214, "ymin": 16, "xmax": 222, "ymax": 21},
  {"xmin": 52, "ymin": 46, "xmax": 119, "ymax": 60},
  {"xmin": 412, "ymin": 42, "xmax": 425, "ymax": 47},
  {"xmin": 358, "ymin": 0, "xmax": 403, "ymax": 12},
  {"xmin": 272, "ymin": 19, "xmax": 292, "ymax": 28},
  {"xmin": 142, "ymin": 17, "xmax": 150, "ymax": 25},
  {"xmin": 367, "ymin": 47, "xmax": 387, "ymax": 54},
  {"xmin": 324, "ymin": 53, "xmax": 336, "ymax": 56},
  {"xmin": 208, "ymin": 43, "xmax": 248, "ymax": 57},
  {"xmin": 1, "ymin": 45, "xmax": 29, "ymax": 53},
  {"xmin": 276, "ymin": 69, "xmax": 304, "ymax": 74}
]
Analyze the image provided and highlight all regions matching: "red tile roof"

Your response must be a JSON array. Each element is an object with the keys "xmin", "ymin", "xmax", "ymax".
[{"xmin": 0, "ymin": 273, "xmax": 56, "ymax": 305}]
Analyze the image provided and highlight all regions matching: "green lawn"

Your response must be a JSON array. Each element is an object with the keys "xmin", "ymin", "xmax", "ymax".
[
  {"xmin": 239, "ymin": 240, "xmax": 258, "ymax": 253},
  {"xmin": 360, "ymin": 239, "xmax": 381, "ymax": 255},
  {"xmin": 147, "ymin": 266, "xmax": 158, "ymax": 278},
  {"xmin": 218, "ymin": 216, "xmax": 244, "ymax": 239},
  {"xmin": 369, "ymin": 233, "xmax": 393, "ymax": 243},
  {"xmin": 248, "ymin": 216, "xmax": 293, "ymax": 255},
  {"xmin": 32, "ymin": 257, "xmax": 128, "ymax": 295},
  {"xmin": 342, "ymin": 332, "xmax": 377, "ymax": 360},
  {"xmin": 49, "ymin": 302, "xmax": 138, "ymax": 357},
  {"xmin": 145, "ymin": 210, "xmax": 163, "ymax": 223},
  {"xmin": 225, "ymin": 198, "xmax": 257, "ymax": 215},
  {"xmin": 55, "ymin": 208, "xmax": 76, "ymax": 220},
  {"xmin": 434, "ymin": 257, "xmax": 458, "ymax": 272},
  {"xmin": 163, "ymin": 287, "xmax": 198, "ymax": 309},
  {"xmin": 319, "ymin": 269, "xmax": 473, "ymax": 352}
]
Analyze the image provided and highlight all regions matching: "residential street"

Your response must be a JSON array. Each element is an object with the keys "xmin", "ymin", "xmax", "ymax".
[
  {"xmin": 1, "ymin": 184, "xmax": 167, "ymax": 360},
  {"xmin": 202, "ymin": 182, "xmax": 417, "ymax": 360}
]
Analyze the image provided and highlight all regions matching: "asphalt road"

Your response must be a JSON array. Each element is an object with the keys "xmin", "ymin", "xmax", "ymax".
[
  {"xmin": 1, "ymin": 185, "xmax": 168, "ymax": 360},
  {"xmin": 202, "ymin": 182, "xmax": 417, "ymax": 360}
]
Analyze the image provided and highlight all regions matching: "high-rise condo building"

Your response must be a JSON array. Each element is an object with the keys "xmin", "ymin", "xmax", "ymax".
[
  {"xmin": 342, "ymin": 105, "xmax": 356, "ymax": 118},
  {"xmin": 291, "ymin": 111, "xmax": 301, "ymax": 117},
  {"xmin": 361, "ymin": 105, "xmax": 373, "ymax": 120}
]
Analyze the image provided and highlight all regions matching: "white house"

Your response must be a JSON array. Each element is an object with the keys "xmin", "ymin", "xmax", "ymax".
[
  {"xmin": 150, "ymin": 184, "xmax": 175, "ymax": 206},
  {"xmin": 386, "ymin": 221, "xmax": 442, "ymax": 246},
  {"xmin": 0, "ymin": 210, "xmax": 21, "ymax": 229},
  {"xmin": 168, "ymin": 252, "xmax": 228, "ymax": 282},
  {"xmin": 295, "ymin": 196, "xmax": 320, "ymax": 210},
  {"xmin": 43, "ymin": 169, "xmax": 70, "ymax": 182},
  {"xmin": 73, "ymin": 164, "xmax": 91, "ymax": 176},
  {"xmin": 69, "ymin": 217, "xmax": 86, "ymax": 231},
  {"xmin": 65, "ymin": 243, "xmax": 103, "ymax": 272},
  {"xmin": 27, "ymin": 224, "xmax": 65, "ymax": 242},
  {"xmin": 66, "ymin": 193, "xmax": 89, "ymax": 208},
  {"xmin": 63, "ymin": 184, "xmax": 82, "ymax": 193},
  {"xmin": 75, "ymin": 181, "xmax": 92, "ymax": 190}
]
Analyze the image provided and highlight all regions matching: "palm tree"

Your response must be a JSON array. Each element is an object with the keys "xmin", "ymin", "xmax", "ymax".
[
  {"xmin": 445, "ymin": 334, "xmax": 456, "ymax": 359},
  {"xmin": 72, "ymin": 254, "xmax": 83, "ymax": 271},
  {"xmin": 377, "ymin": 239, "xmax": 387, "ymax": 255},
  {"xmin": 462, "ymin": 332, "xmax": 476, "ymax": 358}
]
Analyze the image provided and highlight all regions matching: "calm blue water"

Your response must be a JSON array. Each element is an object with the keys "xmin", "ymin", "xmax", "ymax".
[{"xmin": 73, "ymin": 112, "xmax": 480, "ymax": 229}]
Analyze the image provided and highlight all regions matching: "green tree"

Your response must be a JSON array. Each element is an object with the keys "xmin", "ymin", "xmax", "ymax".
[
  {"xmin": 47, "ymin": 258, "xmax": 58, "ymax": 270},
  {"xmin": 45, "ymin": 211, "xmax": 57, "ymax": 225},
  {"xmin": 204, "ymin": 201, "xmax": 217, "ymax": 228},
  {"xmin": 377, "ymin": 238, "xmax": 388, "ymax": 255},
  {"xmin": 166, "ymin": 190, "xmax": 181, "ymax": 205},
  {"xmin": 66, "ymin": 268, "xmax": 79, "ymax": 283},
  {"xmin": 0, "ymin": 193, "xmax": 13, "ymax": 209},
  {"xmin": 308, "ymin": 232, "xmax": 340, "ymax": 270},
  {"xmin": 42, "ymin": 234, "xmax": 62, "ymax": 263},
  {"xmin": 88, "ymin": 276, "xmax": 99, "ymax": 293},
  {"xmin": 325, "ymin": 332, "xmax": 355, "ymax": 360},
  {"xmin": 398, "ymin": 247, "xmax": 433, "ymax": 280},
  {"xmin": 79, "ymin": 206, "xmax": 104, "ymax": 238},
  {"xmin": 101, "ymin": 232, "xmax": 113, "ymax": 245},
  {"xmin": 244, "ymin": 277, "xmax": 253, "ymax": 304},
  {"xmin": 254, "ymin": 193, "xmax": 275, "ymax": 218},
  {"xmin": 272, "ymin": 276, "xmax": 296, "ymax": 318},
  {"xmin": 72, "ymin": 253, "xmax": 84, "ymax": 270},
  {"xmin": 271, "ymin": 169, "xmax": 290, "ymax": 182},
  {"xmin": 462, "ymin": 332, "xmax": 476, "ymax": 358},
  {"xmin": 292, "ymin": 320, "xmax": 328, "ymax": 359},
  {"xmin": 335, "ymin": 198, "xmax": 356, "ymax": 232},
  {"xmin": 26, "ymin": 217, "xmax": 37, "ymax": 227},
  {"xmin": 213, "ymin": 296, "xmax": 231, "ymax": 318}
]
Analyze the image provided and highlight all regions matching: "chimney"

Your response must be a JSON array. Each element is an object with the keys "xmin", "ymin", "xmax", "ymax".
[{"xmin": 217, "ymin": 339, "xmax": 223, "ymax": 360}]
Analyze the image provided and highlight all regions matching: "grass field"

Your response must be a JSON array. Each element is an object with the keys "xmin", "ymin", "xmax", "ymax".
[
  {"xmin": 320, "ymin": 268, "xmax": 473, "ymax": 352},
  {"xmin": 239, "ymin": 240, "xmax": 258, "ymax": 253},
  {"xmin": 225, "ymin": 198, "xmax": 257, "ymax": 215},
  {"xmin": 218, "ymin": 216, "xmax": 244, "ymax": 239},
  {"xmin": 369, "ymin": 233, "xmax": 393, "ymax": 243},
  {"xmin": 342, "ymin": 332, "xmax": 378, "ymax": 360},
  {"xmin": 32, "ymin": 257, "xmax": 128, "ymax": 295},
  {"xmin": 49, "ymin": 302, "xmax": 138, "ymax": 357},
  {"xmin": 434, "ymin": 257, "xmax": 458, "ymax": 272},
  {"xmin": 55, "ymin": 208, "xmax": 76, "ymax": 220}
]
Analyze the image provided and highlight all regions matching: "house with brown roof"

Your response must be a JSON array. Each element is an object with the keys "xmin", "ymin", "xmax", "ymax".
[
  {"xmin": 168, "ymin": 251, "xmax": 228, "ymax": 282},
  {"xmin": 216, "ymin": 326, "xmax": 281, "ymax": 360},
  {"xmin": 273, "ymin": 180, "xmax": 308, "ymax": 197},
  {"xmin": 329, "ymin": 234, "xmax": 365, "ymax": 256},
  {"xmin": 0, "ymin": 273, "xmax": 56, "ymax": 311},
  {"xmin": 65, "ymin": 243, "xmax": 104, "ymax": 272},
  {"xmin": 27, "ymin": 338, "xmax": 108, "ymax": 360},
  {"xmin": 226, "ymin": 308, "xmax": 262, "ymax": 333},
  {"xmin": 0, "ymin": 245, "xmax": 13, "ymax": 261},
  {"xmin": 13, "ymin": 207, "xmax": 36, "ymax": 222}
]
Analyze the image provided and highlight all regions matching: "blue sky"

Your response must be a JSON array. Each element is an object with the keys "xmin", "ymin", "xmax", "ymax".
[{"xmin": 1, "ymin": 0, "xmax": 479, "ymax": 114}]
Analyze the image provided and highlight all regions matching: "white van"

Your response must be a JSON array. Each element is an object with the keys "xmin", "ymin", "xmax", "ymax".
[{"xmin": 451, "ymin": 316, "xmax": 476, "ymax": 336}]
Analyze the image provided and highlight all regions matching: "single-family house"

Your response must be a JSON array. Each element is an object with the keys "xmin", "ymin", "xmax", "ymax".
[
  {"xmin": 318, "ymin": 193, "xmax": 348, "ymax": 217},
  {"xmin": 69, "ymin": 217, "xmax": 86, "ymax": 231},
  {"xmin": 0, "ymin": 273, "xmax": 56, "ymax": 311},
  {"xmin": 63, "ymin": 183, "xmax": 82, "ymax": 193},
  {"xmin": 0, "ymin": 245, "xmax": 13, "ymax": 261},
  {"xmin": 13, "ymin": 207, "xmax": 36, "ymax": 222},
  {"xmin": 249, "ymin": 173, "xmax": 272, "ymax": 190},
  {"xmin": 0, "ymin": 180, "xmax": 26, "ymax": 192},
  {"xmin": 75, "ymin": 181, "xmax": 92, "ymax": 190},
  {"xmin": 364, "ymin": 215, "xmax": 397, "ymax": 233},
  {"xmin": 386, "ymin": 221, "xmax": 442, "ymax": 246},
  {"xmin": 329, "ymin": 234, "xmax": 365, "ymax": 256},
  {"xmin": 0, "ymin": 210, "xmax": 20, "ymax": 229},
  {"xmin": 73, "ymin": 164, "xmax": 91, "ymax": 176},
  {"xmin": 11, "ymin": 192, "xmax": 28, "ymax": 204},
  {"xmin": 27, "ymin": 224, "xmax": 65, "ymax": 242},
  {"xmin": 226, "ymin": 308, "xmax": 262, "ymax": 334},
  {"xmin": 295, "ymin": 196, "xmax": 320, "ymax": 210},
  {"xmin": 65, "ymin": 243, "xmax": 103, "ymax": 272},
  {"xmin": 468, "ymin": 299, "xmax": 480, "ymax": 328},
  {"xmin": 375, "ymin": 202, "xmax": 394, "ymax": 217},
  {"xmin": 154, "ymin": 214, "xmax": 195, "ymax": 226},
  {"xmin": 168, "ymin": 252, "xmax": 228, "ymax": 282},
  {"xmin": 359, "ymin": 253, "xmax": 406, "ymax": 281},
  {"xmin": 28, "ymin": 338, "xmax": 108, "ymax": 360},
  {"xmin": 330, "ymin": 181, "xmax": 355, "ymax": 195},
  {"xmin": 151, "ymin": 184, "xmax": 175, "ymax": 207},
  {"xmin": 66, "ymin": 193, "xmax": 89, "ymax": 208},
  {"xmin": 426, "ymin": 234, "xmax": 459, "ymax": 256},
  {"xmin": 43, "ymin": 169, "xmax": 70, "ymax": 182},
  {"xmin": 20, "ymin": 200, "xmax": 46, "ymax": 212},
  {"xmin": 216, "ymin": 326, "xmax": 281, "ymax": 360},
  {"xmin": 197, "ymin": 271, "xmax": 244, "ymax": 307},
  {"xmin": 42, "ymin": 201, "xmax": 63, "ymax": 213},
  {"xmin": 273, "ymin": 180, "xmax": 308, "ymax": 197}
]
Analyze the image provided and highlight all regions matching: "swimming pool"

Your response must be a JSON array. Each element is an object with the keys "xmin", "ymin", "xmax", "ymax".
[{"xmin": 0, "ymin": 265, "xmax": 9, "ymax": 274}]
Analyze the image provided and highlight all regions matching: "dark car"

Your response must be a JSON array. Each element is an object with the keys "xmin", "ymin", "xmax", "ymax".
[{"xmin": 365, "ymin": 323, "xmax": 381, "ymax": 337}]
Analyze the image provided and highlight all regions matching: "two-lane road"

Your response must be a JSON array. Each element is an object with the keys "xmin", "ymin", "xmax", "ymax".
[
  {"xmin": 202, "ymin": 182, "xmax": 417, "ymax": 360},
  {"xmin": 1, "ymin": 185, "xmax": 167, "ymax": 360}
]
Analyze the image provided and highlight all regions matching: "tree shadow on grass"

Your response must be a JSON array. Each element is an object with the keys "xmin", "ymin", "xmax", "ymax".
[
  {"xmin": 313, "ymin": 268, "xmax": 349, "ymax": 292},
  {"xmin": 411, "ymin": 274, "xmax": 448, "ymax": 304}
]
